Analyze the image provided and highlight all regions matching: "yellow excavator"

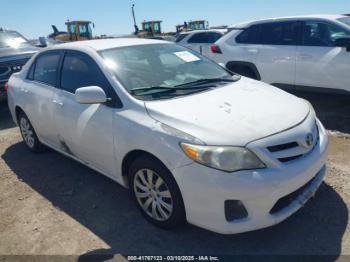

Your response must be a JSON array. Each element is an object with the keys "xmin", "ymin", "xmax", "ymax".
[
  {"xmin": 49, "ymin": 20, "xmax": 94, "ymax": 42},
  {"xmin": 131, "ymin": 4, "xmax": 165, "ymax": 39}
]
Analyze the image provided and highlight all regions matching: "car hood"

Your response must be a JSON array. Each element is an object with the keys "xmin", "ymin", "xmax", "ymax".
[
  {"xmin": 0, "ymin": 46, "xmax": 39, "ymax": 63},
  {"xmin": 145, "ymin": 78, "xmax": 310, "ymax": 146}
]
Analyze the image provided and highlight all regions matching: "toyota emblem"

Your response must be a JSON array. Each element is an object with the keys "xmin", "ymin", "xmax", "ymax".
[{"xmin": 306, "ymin": 133, "xmax": 314, "ymax": 147}]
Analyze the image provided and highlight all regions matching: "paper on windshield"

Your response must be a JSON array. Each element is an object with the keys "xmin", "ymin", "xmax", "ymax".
[{"xmin": 174, "ymin": 51, "xmax": 200, "ymax": 62}]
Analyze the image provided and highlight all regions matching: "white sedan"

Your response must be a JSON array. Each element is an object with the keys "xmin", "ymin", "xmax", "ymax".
[{"xmin": 7, "ymin": 38, "xmax": 329, "ymax": 234}]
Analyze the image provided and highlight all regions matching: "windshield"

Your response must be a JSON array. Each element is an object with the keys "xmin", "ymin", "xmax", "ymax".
[
  {"xmin": 99, "ymin": 44, "xmax": 236, "ymax": 100},
  {"xmin": 78, "ymin": 23, "xmax": 93, "ymax": 38},
  {"xmin": 0, "ymin": 31, "xmax": 31, "ymax": 48},
  {"xmin": 338, "ymin": 17, "xmax": 350, "ymax": 28}
]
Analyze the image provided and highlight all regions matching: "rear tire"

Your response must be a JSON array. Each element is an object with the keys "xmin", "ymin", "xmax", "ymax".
[
  {"xmin": 18, "ymin": 112, "xmax": 45, "ymax": 153},
  {"xmin": 128, "ymin": 155, "xmax": 186, "ymax": 229}
]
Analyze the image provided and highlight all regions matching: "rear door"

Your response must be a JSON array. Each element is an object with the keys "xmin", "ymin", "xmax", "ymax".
[
  {"xmin": 254, "ymin": 21, "xmax": 300, "ymax": 85},
  {"xmin": 295, "ymin": 20, "xmax": 350, "ymax": 92},
  {"xmin": 22, "ymin": 51, "xmax": 62, "ymax": 147},
  {"xmin": 55, "ymin": 51, "xmax": 118, "ymax": 176}
]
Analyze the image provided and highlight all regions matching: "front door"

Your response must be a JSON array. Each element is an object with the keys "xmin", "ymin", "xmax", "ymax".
[
  {"xmin": 295, "ymin": 20, "xmax": 350, "ymax": 92},
  {"xmin": 55, "ymin": 51, "xmax": 117, "ymax": 176}
]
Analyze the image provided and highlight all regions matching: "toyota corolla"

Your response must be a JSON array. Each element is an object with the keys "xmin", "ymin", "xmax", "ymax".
[{"xmin": 7, "ymin": 39, "xmax": 329, "ymax": 234}]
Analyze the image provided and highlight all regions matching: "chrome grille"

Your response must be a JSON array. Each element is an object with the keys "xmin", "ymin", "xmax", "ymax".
[
  {"xmin": 266, "ymin": 123, "xmax": 319, "ymax": 163},
  {"xmin": 267, "ymin": 142, "xmax": 299, "ymax": 152}
]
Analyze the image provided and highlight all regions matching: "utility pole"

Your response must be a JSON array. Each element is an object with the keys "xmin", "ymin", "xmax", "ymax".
[{"xmin": 131, "ymin": 4, "xmax": 139, "ymax": 34}]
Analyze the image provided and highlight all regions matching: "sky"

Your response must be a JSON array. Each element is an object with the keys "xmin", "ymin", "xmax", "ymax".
[{"xmin": 1, "ymin": 0, "xmax": 349, "ymax": 39}]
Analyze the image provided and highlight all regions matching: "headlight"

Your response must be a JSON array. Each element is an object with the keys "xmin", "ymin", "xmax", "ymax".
[{"xmin": 180, "ymin": 143, "xmax": 265, "ymax": 172}]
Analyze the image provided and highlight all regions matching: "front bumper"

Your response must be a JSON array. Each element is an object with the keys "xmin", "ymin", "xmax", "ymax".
[{"xmin": 172, "ymin": 119, "xmax": 329, "ymax": 234}]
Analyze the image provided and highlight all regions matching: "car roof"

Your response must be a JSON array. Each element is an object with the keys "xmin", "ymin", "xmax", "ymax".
[
  {"xmin": 48, "ymin": 38, "xmax": 170, "ymax": 51},
  {"xmin": 229, "ymin": 14, "xmax": 347, "ymax": 28},
  {"xmin": 178, "ymin": 29, "xmax": 226, "ymax": 35},
  {"xmin": 0, "ymin": 29, "xmax": 21, "ymax": 34}
]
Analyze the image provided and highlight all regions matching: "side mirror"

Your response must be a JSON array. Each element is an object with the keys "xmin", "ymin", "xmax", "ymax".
[
  {"xmin": 335, "ymin": 37, "xmax": 350, "ymax": 51},
  {"xmin": 75, "ymin": 86, "xmax": 107, "ymax": 104},
  {"xmin": 38, "ymin": 37, "xmax": 47, "ymax": 47}
]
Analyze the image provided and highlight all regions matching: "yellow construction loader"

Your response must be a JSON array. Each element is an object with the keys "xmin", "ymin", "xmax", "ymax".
[{"xmin": 49, "ymin": 20, "xmax": 94, "ymax": 42}]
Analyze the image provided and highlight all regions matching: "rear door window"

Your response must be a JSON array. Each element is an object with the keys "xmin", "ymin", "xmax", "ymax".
[
  {"xmin": 260, "ymin": 22, "xmax": 299, "ymax": 45},
  {"xmin": 33, "ymin": 52, "xmax": 61, "ymax": 86}
]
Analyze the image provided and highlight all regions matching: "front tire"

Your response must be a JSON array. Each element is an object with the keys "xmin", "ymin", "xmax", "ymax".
[
  {"xmin": 129, "ymin": 155, "xmax": 185, "ymax": 229},
  {"xmin": 18, "ymin": 112, "xmax": 45, "ymax": 153}
]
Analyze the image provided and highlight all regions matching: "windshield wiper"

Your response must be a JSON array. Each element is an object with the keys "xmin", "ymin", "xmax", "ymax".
[
  {"xmin": 131, "ymin": 78, "xmax": 235, "ymax": 94},
  {"xmin": 130, "ymin": 86, "xmax": 176, "ymax": 95},
  {"xmin": 130, "ymin": 84, "xmax": 214, "ymax": 97},
  {"xmin": 130, "ymin": 76, "xmax": 238, "ymax": 96},
  {"xmin": 174, "ymin": 77, "xmax": 236, "ymax": 88}
]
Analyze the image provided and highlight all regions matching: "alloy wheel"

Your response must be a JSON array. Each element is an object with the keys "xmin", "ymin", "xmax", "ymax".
[{"xmin": 20, "ymin": 117, "xmax": 35, "ymax": 149}]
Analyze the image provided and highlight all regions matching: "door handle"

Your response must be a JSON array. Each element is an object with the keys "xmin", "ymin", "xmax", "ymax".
[
  {"xmin": 247, "ymin": 48, "xmax": 258, "ymax": 54},
  {"xmin": 299, "ymin": 54, "xmax": 313, "ymax": 60}
]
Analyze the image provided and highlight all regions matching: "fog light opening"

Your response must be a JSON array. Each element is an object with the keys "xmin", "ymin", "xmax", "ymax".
[{"xmin": 225, "ymin": 200, "xmax": 248, "ymax": 221}]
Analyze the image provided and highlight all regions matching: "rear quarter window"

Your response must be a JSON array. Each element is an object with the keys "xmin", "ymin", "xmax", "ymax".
[
  {"xmin": 236, "ymin": 25, "xmax": 261, "ymax": 44},
  {"xmin": 187, "ymin": 33, "xmax": 209, "ymax": 43},
  {"xmin": 27, "ymin": 63, "xmax": 35, "ymax": 80},
  {"xmin": 208, "ymin": 32, "xmax": 223, "ymax": 43},
  {"xmin": 175, "ymin": 34, "xmax": 188, "ymax": 43}
]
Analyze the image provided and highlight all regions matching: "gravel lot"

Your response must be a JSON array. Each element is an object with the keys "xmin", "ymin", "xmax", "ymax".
[{"xmin": 0, "ymin": 91, "xmax": 349, "ymax": 258}]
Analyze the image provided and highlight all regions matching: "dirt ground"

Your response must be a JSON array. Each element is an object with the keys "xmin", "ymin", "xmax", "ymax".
[{"xmin": 0, "ymin": 91, "xmax": 349, "ymax": 259}]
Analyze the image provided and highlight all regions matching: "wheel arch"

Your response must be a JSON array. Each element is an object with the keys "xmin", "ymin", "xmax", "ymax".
[
  {"xmin": 121, "ymin": 149, "xmax": 185, "ymax": 205},
  {"xmin": 123, "ymin": 148, "xmax": 187, "ymax": 225},
  {"xmin": 121, "ymin": 150, "xmax": 167, "ymax": 187},
  {"xmin": 226, "ymin": 61, "xmax": 261, "ymax": 80},
  {"xmin": 15, "ymin": 106, "xmax": 25, "ymax": 123}
]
